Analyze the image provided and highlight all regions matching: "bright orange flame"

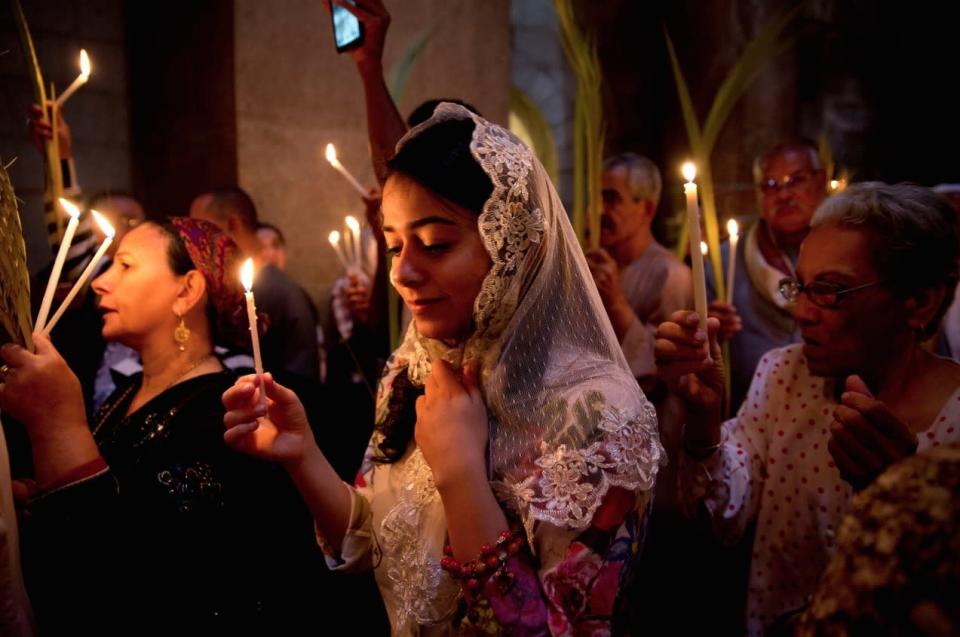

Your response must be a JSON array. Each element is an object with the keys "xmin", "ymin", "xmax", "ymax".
[
  {"xmin": 700, "ymin": 241, "xmax": 708, "ymax": 256},
  {"xmin": 240, "ymin": 258, "xmax": 254, "ymax": 291},
  {"xmin": 325, "ymin": 143, "xmax": 338, "ymax": 164},
  {"xmin": 682, "ymin": 162, "xmax": 697, "ymax": 182},
  {"xmin": 79, "ymin": 49, "xmax": 91, "ymax": 78},
  {"xmin": 91, "ymin": 210, "xmax": 115, "ymax": 238},
  {"xmin": 727, "ymin": 218, "xmax": 739, "ymax": 239},
  {"xmin": 58, "ymin": 197, "xmax": 81, "ymax": 219},
  {"xmin": 345, "ymin": 215, "xmax": 360, "ymax": 232},
  {"xmin": 328, "ymin": 230, "xmax": 341, "ymax": 246}
]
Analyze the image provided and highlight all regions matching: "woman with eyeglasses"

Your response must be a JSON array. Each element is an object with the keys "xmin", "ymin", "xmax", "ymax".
[{"xmin": 654, "ymin": 182, "xmax": 960, "ymax": 636}]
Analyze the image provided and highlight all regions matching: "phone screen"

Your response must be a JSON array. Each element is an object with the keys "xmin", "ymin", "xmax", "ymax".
[{"xmin": 331, "ymin": 1, "xmax": 363, "ymax": 52}]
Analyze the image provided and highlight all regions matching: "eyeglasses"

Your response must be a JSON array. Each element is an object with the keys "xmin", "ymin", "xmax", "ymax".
[
  {"xmin": 778, "ymin": 277, "xmax": 882, "ymax": 309},
  {"xmin": 758, "ymin": 170, "xmax": 819, "ymax": 195}
]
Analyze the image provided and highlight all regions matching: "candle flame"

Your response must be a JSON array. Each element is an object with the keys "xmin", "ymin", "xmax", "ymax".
[
  {"xmin": 240, "ymin": 258, "xmax": 255, "ymax": 291},
  {"xmin": 682, "ymin": 162, "xmax": 697, "ymax": 182},
  {"xmin": 79, "ymin": 49, "xmax": 91, "ymax": 78},
  {"xmin": 58, "ymin": 197, "xmax": 81, "ymax": 219},
  {"xmin": 90, "ymin": 210, "xmax": 115, "ymax": 238},
  {"xmin": 345, "ymin": 215, "xmax": 360, "ymax": 232},
  {"xmin": 727, "ymin": 218, "xmax": 739, "ymax": 239},
  {"xmin": 325, "ymin": 143, "xmax": 338, "ymax": 165},
  {"xmin": 700, "ymin": 241, "xmax": 708, "ymax": 256},
  {"xmin": 328, "ymin": 230, "xmax": 341, "ymax": 246},
  {"xmin": 829, "ymin": 179, "xmax": 839, "ymax": 191}
]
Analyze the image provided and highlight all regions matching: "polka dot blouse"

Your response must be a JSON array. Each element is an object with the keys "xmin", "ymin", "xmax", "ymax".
[{"xmin": 679, "ymin": 344, "xmax": 960, "ymax": 636}]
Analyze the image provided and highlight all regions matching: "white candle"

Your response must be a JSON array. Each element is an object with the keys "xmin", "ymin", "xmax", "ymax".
[
  {"xmin": 56, "ymin": 49, "xmax": 91, "ymax": 107},
  {"xmin": 345, "ymin": 215, "xmax": 361, "ymax": 269},
  {"xmin": 726, "ymin": 218, "xmax": 739, "ymax": 304},
  {"xmin": 43, "ymin": 210, "xmax": 114, "ymax": 335},
  {"xmin": 682, "ymin": 162, "xmax": 709, "ymax": 340},
  {"xmin": 325, "ymin": 143, "xmax": 367, "ymax": 196},
  {"xmin": 328, "ymin": 231, "xmax": 351, "ymax": 270},
  {"xmin": 36, "ymin": 198, "xmax": 81, "ymax": 330},
  {"xmin": 240, "ymin": 258, "xmax": 267, "ymax": 411}
]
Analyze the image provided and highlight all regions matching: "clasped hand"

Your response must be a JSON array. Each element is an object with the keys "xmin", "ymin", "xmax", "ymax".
[
  {"xmin": 415, "ymin": 360, "xmax": 488, "ymax": 488},
  {"xmin": 829, "ymin": 375, "xmax": 918, "ymax": 490}
]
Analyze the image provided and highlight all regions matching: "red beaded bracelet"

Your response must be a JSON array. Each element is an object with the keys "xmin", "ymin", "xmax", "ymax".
[{"xmin": 440, "ymin": 524, "xmax": 527, "ymax": 593}]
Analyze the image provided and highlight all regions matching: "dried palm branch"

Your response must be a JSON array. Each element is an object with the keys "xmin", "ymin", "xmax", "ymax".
[
  {"xmin": 9, "ymin": 0, "xmax": 63, "ymax": 246},
  {"xmin": 0, "ymin": 161, "xmax": 34, "ymax": 351}
]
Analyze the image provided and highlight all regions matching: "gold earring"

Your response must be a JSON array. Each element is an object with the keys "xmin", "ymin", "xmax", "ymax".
[{"xmin": 174, "ymin": 315, "xmax": 191, "ymax": 351}]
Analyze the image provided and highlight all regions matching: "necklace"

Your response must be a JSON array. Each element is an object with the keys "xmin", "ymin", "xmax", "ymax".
[
  {"xmin": 92, "ymin": 353, "xmax": 219, "ymax": 441},
  {"xmin": 152, "ymin": 352, "xmax": 217, "ymax": 394}
]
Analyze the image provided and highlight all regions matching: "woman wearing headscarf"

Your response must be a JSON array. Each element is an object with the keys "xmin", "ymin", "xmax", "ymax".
[
  {"xmin": 0, "ymin": 218, "xmax": 326, "ymax": 634},
  {"xmin": 222, "ymin": 103, "xmax": 664, "ymax": 634}
]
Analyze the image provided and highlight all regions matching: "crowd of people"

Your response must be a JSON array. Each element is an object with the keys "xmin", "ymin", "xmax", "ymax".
[{"xmin": 1, "ymin": 1, "xmax": 958, "ymax": 636}]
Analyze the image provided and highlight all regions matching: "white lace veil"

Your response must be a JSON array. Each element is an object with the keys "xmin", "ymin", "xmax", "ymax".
[{"xmin": 377, "ymin": 103, "xmax": 663, "ymax": 537}]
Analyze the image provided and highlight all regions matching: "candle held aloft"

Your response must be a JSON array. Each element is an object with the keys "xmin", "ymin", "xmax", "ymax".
[
  {"xmin": 241, "ymin": 259, "xmax": 267, "ymax": 411},
  {"xmin": 43, "ymin": 210, "xmax": 114, "ymax": 334},
  {"xmin": 328, "ymin": 230, "xmax": 351, "ymax": 270},
  {"xmin": 726, "ymin": 218, "xmax": 739, "ymax": 304},
  {"xmin": 345, "ymin": 215, "xmax": 361, "ymax": 270},
  {"xmin": 56, "ymin": 49, "xmax": 91, "ymax": 107},
  {"xmin": 325, "ymin": 143, "xmax": 367, "ymax": 196},
  {"xmin": 36, "ymin": 198, "xmax": 82, "ymax": 330},
  {"xmin": 682, "ymin": 162, "xmax": 709, "ymax": 345}
]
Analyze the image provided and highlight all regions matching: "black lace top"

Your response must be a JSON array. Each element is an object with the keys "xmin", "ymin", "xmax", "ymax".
[{"xmin": 23, "ymin": 371, "xmax": 329, "ymax": 634}]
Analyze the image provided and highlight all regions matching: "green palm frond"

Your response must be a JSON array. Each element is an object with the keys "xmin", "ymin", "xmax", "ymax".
[
  {"xmin": 0, "ymin": 161, "xmax": 34, "ymax": 351},
  {"xmin": 664, "ymin": 4, "xmax": 801, "ymax": 302},
  {"xmin": 556, "ymin": 0, "xmax": 604, "ymax": 249},
  {"xmin": 387, "ymin": 24, "xmax": 437, "ymax": 104},
  {"xmin": 509, "ymin": 86, "xmax": 559, "ymax": 185}
]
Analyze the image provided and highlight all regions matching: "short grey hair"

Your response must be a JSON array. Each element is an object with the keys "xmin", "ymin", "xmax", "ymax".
[
  {"xmin": 603, "ymin": 152, "xmax": 662, "ymax": 206},
  {"xmin": 752, "ymin": 141, "xmax": 822, "ymax": 184},
  {"xmin": 811, "ymin": 182, "xmax": 960, "ymax": 337}
]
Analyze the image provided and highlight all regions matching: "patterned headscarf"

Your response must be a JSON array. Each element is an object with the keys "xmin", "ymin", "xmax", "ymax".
[{"xmin": 168, "ymin": 217, "xmax": 247, "ymax": 348}]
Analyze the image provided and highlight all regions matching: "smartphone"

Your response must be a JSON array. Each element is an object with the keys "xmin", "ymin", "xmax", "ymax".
[{"xmin": 330, "ymin": 0, "xmax": 364, "ymax": 53}]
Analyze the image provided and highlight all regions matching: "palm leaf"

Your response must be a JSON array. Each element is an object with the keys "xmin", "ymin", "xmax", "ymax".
[
  {"xmin": 0, "ymin": 161, "xmax": 34, "ymax": 351},
  {"xmin": 509, "ymin": 86, "xmax": 560, "ymax": 185},
  {"xmin": 556, "ymin": 0, "xmax": 604, "ymax": 248},
  {"xmin": 664, "ymin": 3, "xmax": 801, "ymax": 300},
  {"xmin": 9, "ymin": 0, "xmax": 63, "ymax": 244},
  {"xmin": 387, "ymin": 24, "xmax": 437, "ymax": 104},
  {"xmin": 701, "ymin": 4, "xmax": 802, "ymax": 154},
  {"xmin": 663, "ymin": 28, "xmax": 704, "ymax": 155}
]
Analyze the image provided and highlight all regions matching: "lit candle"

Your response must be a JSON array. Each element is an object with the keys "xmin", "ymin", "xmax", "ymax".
[
  {"xmin": 700, "ymin": 241, "xmax": 709, "ymax": 256},
  {"xmin": 43, "ymin": 210, "xmax": 114, "ymax": 335},
  {"xmin": 56, "ymin": 49, "xmax": 91, "ymax": 107},
  {"xmin": 726, "ymin": 219, "xmax": 739, "ymax": 304},
  {"xmin": 36, "ymin": 198, "xmax": 81, "ymax": 330},
  {"xmin": 328, "ymin": 231, "xmax": 350, "ymax": 270},
  {"xmin": 345, "ymin": 215, "xmax": 361, "ymax": 269},
  {"xmin": 682, "ymin": 162, "xmax": 709, "ymax": 341},
  {"xmin": 325, "ymin": 143, "xmax": 367, "ymax": 196},
  {"xmin": 240, "ymin": 258, "xmax": 267, "ymax": 411}
]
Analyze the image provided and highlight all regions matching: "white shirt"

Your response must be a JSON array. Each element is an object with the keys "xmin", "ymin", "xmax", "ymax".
[{"xmin": 680, "ymin": 344, "xmax": 960, "ymax": 636}]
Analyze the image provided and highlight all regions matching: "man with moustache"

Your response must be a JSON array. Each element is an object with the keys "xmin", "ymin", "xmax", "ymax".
[
  {"xmin": 709, "ymin": 141, "xmax": 828, "ymax": 411},
  {"xmin": 586, "ymin": 152, "xmax": 692, "ymax": 391}
]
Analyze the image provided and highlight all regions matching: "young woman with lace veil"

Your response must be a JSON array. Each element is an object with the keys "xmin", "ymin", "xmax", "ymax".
[{"xmin": 222, "ymin": 103, "xmax": 664, "ymax": 634}]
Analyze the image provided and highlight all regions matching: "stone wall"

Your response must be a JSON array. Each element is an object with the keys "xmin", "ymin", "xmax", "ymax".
[{"xmin": 233, "ymin": 0, "xmax": 511, "ymax": 315}]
